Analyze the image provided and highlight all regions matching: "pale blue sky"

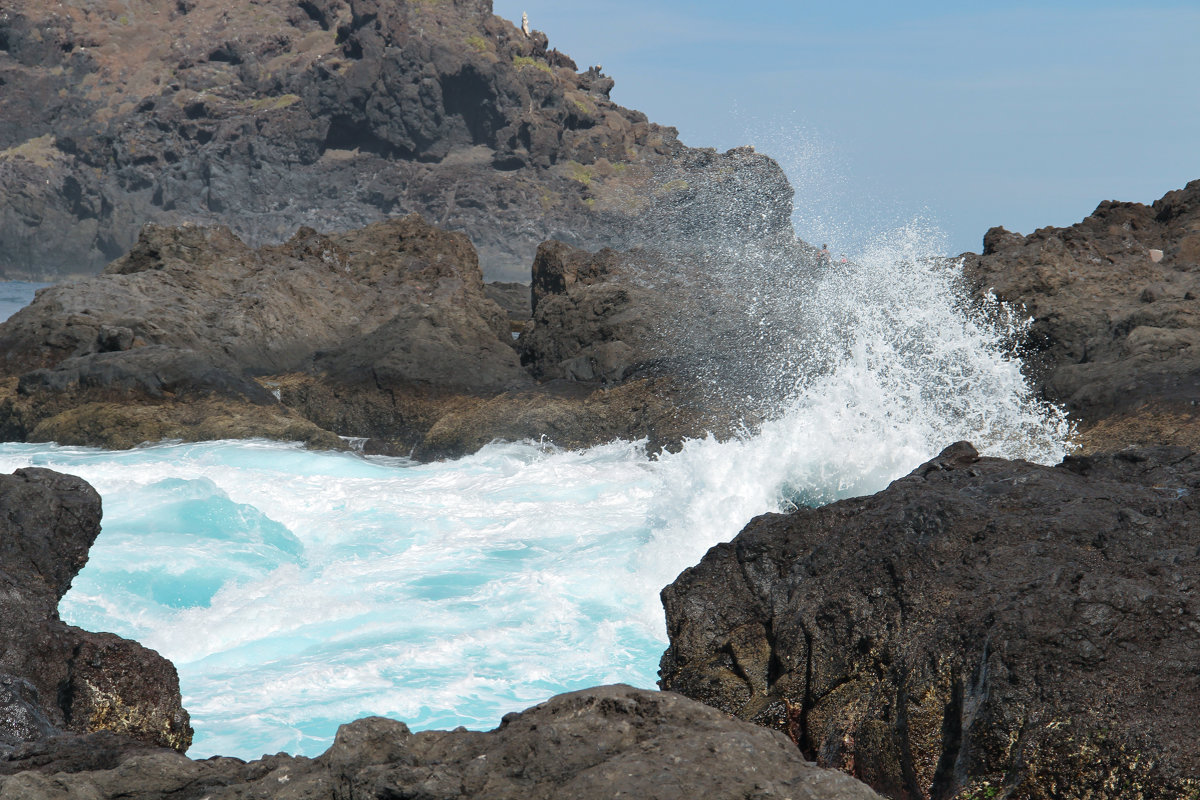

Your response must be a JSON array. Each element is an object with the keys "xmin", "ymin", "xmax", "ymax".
[{"xmin": 493, "ymin": 1, "xmax": 1200, "ymax": 255}]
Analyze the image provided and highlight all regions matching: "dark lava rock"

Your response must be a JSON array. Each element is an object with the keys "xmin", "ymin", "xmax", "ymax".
[
  {"xmin": 483, "ymin": 281, "xmax": 532, "ymax": 328},
  {"xmin": 0, "ymin": 468, "xmax": 191, "ymax": 752},
  {"xmin": 659, "ymin": 442, "xmax": 1200, "ymax": 799},
  {"xmin": 0, "ymin": 215, "xmax": 534, "ymax": 453},
  {"xmin": 0, "ymin": 685, "xmax": 884, "ymax": 799},
  {"xmin": 518, "ymin": 233, "xmax": 823, "ymax": 413},
  {"xmin": 0, "ymin": 0, "xmax": 793, "ymax": 282},
  {"xmin": 520, "ymin": 240, "xmax": 668, "ymax": 383},
  {"xmin": 0, "ymin": 215, "xmax": 756, "ymax": 456},
  {"xmin": 962, "ymin": 180, "xmax": 1200, "ymax": 451}
]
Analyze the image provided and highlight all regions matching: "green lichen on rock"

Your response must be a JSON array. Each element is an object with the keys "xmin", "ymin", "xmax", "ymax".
[{"xmin": 512, "ymin": 54, "xmax": 553, "ymax": 75}]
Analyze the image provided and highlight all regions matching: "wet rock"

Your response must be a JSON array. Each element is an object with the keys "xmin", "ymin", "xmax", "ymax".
[
  {"xmin": 660, "ymin": 442, "xmax": 1200, "ymax": 799},
  {"xmin": 0, "ymin": 686, "xmax": 884, "ymax": 799},
  {"xmin": 963, "ymin": 180, "xmax": 1200, "ymax": 450},
  {"xmin": 0, "ymin": 0, "xmax": 793, "ymax": 282},
  {"xmin": 0, "ymin": 468, "xmax": 191, "ymax": 751}
]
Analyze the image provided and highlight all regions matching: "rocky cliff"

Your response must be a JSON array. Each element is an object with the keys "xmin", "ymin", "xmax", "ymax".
[
  {"xmin": 0, "ymin": 0, "xmax": 793, "ymax": 281},
  {"xmin": 660, "ymin": 442, "xmax": 1200, "ymax": 799},
  {"xmin": 963, "ymin": 180, "xmax": 1200, "ymax": 451}
]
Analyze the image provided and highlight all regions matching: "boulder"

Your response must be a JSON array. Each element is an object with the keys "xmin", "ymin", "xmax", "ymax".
[
  {"xmin": 1, "ymin": 685, "xmax": 884, "ymax": 799},
  {"xmin": 660, "ymin": 442, "xmax": 1200, "ymax": 799},
  {"xmin": 962, "ymin": 180, "xmax": 1200, "ymax": 451},
  {"xmin": 0, "ymin": 468, "xmax": 191, "ymax": 753},
  {"xmin": 0, "ymin": 215, "xmax": 534, "ymax": 454}
]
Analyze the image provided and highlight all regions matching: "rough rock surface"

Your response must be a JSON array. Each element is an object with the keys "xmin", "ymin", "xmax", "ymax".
[
  {"xmin": 963, "ymin": 180, "xmax": 1200, "ymax": 451},
  {"xmin": 0, "ymin": 0, "xmax": 793, "ymax": 281},
  {"xmin": 519, "ymin": 240, "xmax": 670, "ymax": 384},
  {"xmin": 660, "ymin": 442, "xmax": 1200, "ymax": 799},
  {"xmin": 0, "ymin": 215, "xmax": 535, "ymax": 453},
  {"xmin": 0, "ymin": 216, "xmax": 751, "ymax": 456},
  {"xmin": 0, "ymin": 685, "xmax": 884, "ymax": 799},
  {"xmin": 518, "ymin": 234, "xmax": 820, "ymax": 405},
  {"xmin": 0, "ymin": 468, "xmax": 191, "ymax": 753}
]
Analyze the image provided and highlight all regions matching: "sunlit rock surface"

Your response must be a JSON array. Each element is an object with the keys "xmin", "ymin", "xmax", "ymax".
[
  {"xmin": 0, "ymin": 0, "xmax": 792, "ymax": 281},
  {"xmin": 963, "ymin": 179, "xmax": 1200, "ymax": 451}
]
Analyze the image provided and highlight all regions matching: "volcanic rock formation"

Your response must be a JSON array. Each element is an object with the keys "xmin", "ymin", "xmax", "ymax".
[
  {"xmin": 0, "ymin": 0, "xmax": 793, "ymax": 281},
  {"xmin": 963, "ymin": 179, "xmax": 1200, "ymax": 451},
  {"xmin": 0, "ymin": 468, "xmax": 191, "ymax": 753},
  {"xmin": 1, "ymin": 685, "xmax": 885, "ymax": 799},
  {"xmin": 0, "ymin": 215, "xmax": 747, "ymax": 456},
  {"xmin": 659, "ymin": 441, "xmax": 1200, "ymax": 799}
]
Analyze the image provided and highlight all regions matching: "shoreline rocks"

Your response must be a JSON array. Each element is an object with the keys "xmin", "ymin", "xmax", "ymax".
[
  {"xmin": 963, "ymin": 180, "xmax": 1200, "ymax": 453},
  {"xmin": 1, "ymin": 685, "xmax": 884, "ymax": 799},
  {"xmin": 659, "ymin": 441, "xmax": 1200, "ymax": 798},
  {"xmin": 0, "ymin": 215, "xmax": 749, "ymax": 457},
  {"xmin": 0, "ymin": 468, "xmax": 191, "ymax": 754}
]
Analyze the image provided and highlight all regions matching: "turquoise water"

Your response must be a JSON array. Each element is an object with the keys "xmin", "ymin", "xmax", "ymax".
[{"xmin": 0, "ymin": 249, "xmax": 1074, "ymax": 759}]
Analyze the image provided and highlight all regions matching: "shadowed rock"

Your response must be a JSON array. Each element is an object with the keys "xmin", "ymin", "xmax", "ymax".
[
  {"xmin": 0, "ymin": 468, "xmax": 191, "ymax": 753},
  {"xmin": 660, "ymin": 442, "xmax": 1200, "ymax": 799}
]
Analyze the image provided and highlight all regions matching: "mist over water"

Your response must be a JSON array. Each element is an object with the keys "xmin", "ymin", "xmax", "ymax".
[{"xmin": 2, "ymin": 214, "xmax": 1071, "ymax": 759}]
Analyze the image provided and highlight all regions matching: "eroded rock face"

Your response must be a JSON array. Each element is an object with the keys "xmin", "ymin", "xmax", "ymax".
[
  {"xmin": 0, "ymin": 0, "xmax": 793, "ymax": 281},
  {"xmin": 1, "ymin": 685, "xmax": 884, "ymax": 799},
  {"xmin": 0, "ymin": 215, "xmax": 535, "ymax": 454},
  {"xmin": 0, "ymin": 468, "xmax": 191, "ymax": 753},
  {"xmin": 660, "ymin": 442, "xmax": 1200, "ymax": 799},
  {"xmin": 520, "ymin": 240, "xmax": 667, "ymax": 383},
  {"xmin": 0, "ymin": 214, "xmax": 779, "ymax": 456},
  {"xmin": 962, "ymin": 180, "xmax": 1200, "ymax": 450}
]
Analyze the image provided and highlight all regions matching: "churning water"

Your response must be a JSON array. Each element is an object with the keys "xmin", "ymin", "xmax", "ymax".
[{"xmin": 0, "ymin": 232, "xmax": 1072, "ymax": 759}]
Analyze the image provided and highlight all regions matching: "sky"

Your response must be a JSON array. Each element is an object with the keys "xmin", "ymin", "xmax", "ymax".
[{"xmin": 492, "ymin": 1, "xmax": 1200, "ymax": 256}]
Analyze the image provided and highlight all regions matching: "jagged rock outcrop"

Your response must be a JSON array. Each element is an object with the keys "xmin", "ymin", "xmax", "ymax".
[
  {"xmin": 0, "ymin": 0, "xmax": 793, "ymax": 281},
  {"xmin": 0, "ymin": 468, "xmax": 191, "ymax": 753},
  {"xmin": 519, "ymin": 240, "xmax": 669, "ymax": 383},
  {"xmin": 660, "ymin": 442, "xmax": 1200, "ymax": 799},
  {"xmin": 963, "ymin": 180, "xmax": 1200, "ymax": 451},
  {"xmin": 1, "ymin": 685, "xmax": 884, "ymax": 799},
  {"xmin": 0, "ymin": 215, "xmax": 533, "ymax": 453},
  {"xmin": 0, "ymin": 216, "xmax": 749, "ymax": 456}
]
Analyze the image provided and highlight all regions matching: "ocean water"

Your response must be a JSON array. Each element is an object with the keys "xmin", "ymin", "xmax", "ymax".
[
  {"xmin": 0, "ymin": 241, "xmax": 1073, "ymax": 760},
  {"xmin": 0, "ymin": 281, "xmax": 51, "ymax": 321}
]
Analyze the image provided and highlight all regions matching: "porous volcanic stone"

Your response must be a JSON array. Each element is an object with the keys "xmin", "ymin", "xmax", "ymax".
[
  {"xmin": 0, "ymin": 0, "xmax": 793, "ymax": 281},
  {"xmin": 1, "ymin": 685, "xmax": 885, "ymax": 799},
  {"xmin": 660, "ymin": 442, "xmax": 1200, "ymax": 799},
  {"xmin": 963, "ymin": 179, "xmax": 1200, "ymax": 451},
  {"xmin": 0, "ymin": 468, "xmax": 191, "ymax": 752}
]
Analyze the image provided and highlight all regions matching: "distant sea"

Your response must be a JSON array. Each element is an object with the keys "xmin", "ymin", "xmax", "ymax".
[{"xmin": 0, "ymin": 240, "xmax": 1073, "ymax": 759}]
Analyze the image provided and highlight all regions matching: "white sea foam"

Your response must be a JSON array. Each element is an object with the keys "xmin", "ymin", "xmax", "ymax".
[{"xmin": 0, "ymin": 227, "xmax": 1073, "ymax": 759}]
